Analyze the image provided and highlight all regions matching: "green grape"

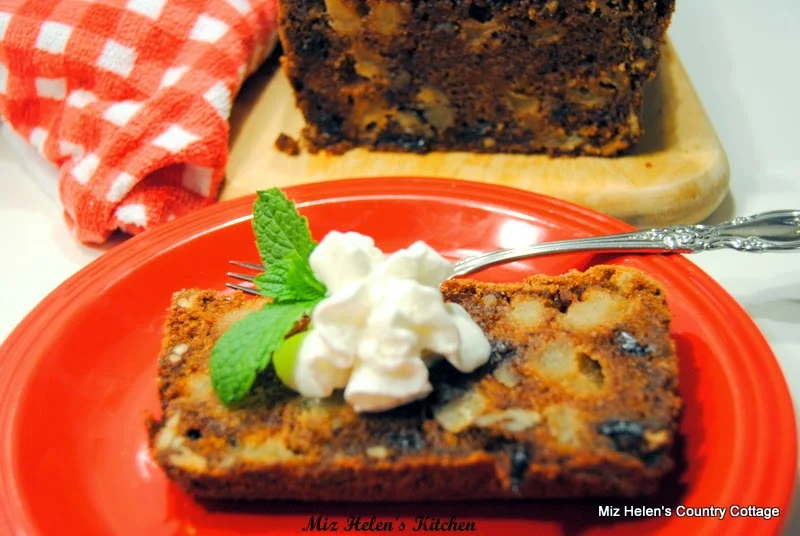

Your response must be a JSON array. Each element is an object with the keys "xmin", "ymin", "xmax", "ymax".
[{"xmin": 273, "ymin": 327, "xmax": 312, "ymax": 390}]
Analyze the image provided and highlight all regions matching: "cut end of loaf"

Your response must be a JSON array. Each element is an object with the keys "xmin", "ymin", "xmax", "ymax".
[{"xmin": 276, "ymin": 0, "xmax": 676, "ymax": 156}]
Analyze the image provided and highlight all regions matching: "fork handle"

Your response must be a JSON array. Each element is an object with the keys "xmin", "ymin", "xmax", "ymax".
[{"xmin": 451, "ymin": 210, "xmax": 800, "ymax": 277}]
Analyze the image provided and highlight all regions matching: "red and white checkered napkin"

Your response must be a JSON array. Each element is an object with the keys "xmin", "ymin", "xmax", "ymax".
[{"xmin": 0, "ymin": 0, "xmax": 278, "ymax": 243}]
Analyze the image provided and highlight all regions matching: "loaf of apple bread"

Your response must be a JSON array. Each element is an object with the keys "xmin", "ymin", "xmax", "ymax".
[
  {"xmin": 276, "ymin": 0, "xmax": 675, "ymax": 156},
  {"xmin": 147, "ymin": 265, "xmax": 681, "ymax": 501}
]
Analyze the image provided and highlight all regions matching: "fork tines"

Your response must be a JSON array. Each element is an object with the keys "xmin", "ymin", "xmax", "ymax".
[
  {"xmin": 226, "ymin": 260, "xmax": 263, "ymax": 296},
  {"xmin": 230, "ymin": 260, "xmax": 264, "ymax": 271}
]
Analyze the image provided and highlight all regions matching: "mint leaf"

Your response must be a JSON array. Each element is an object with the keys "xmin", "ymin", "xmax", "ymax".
[
  {"xmin": 253, "ymin": 188, "xmax": 316, "ymax": 268},
  {"xmin": 210, "ymin": 301, "xmax": 314, "ymax": 404},
  {"xmin": 254, "ymin": 251, "xmax": 327, "ymax": 302}
]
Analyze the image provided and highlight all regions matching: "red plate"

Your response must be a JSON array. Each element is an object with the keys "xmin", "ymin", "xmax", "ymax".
[{"xmin": 0, "ymin": 178, "xmax": 795, "ymax": 536}]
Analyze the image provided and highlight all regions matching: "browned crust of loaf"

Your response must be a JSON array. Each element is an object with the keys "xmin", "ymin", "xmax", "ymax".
[
  {"xmin": 277, "ymin": 0, "xmax": 675, "ymax": 156},
  {"xmin": 147, "ymin": 265, "xmax": 682, "ymax": 501}
]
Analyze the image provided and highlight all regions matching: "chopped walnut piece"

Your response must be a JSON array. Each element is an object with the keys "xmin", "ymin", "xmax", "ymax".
[
  {"xmin": 351, "ymin": 97, "xmax": 392, "ymax": 133},
  {"xmin": 324, "ymin": 0, "xmax": 361, "ymax": 35},
  {"xmin": 350, "ymin": 42, "xmax": 388, "ymax": 79},
  {"xmin": 461, "ymin": 19, "xmax": 500, "ymax": 49},
  {"xmin": 416, "ymin": 86, "xmax": 455, "ymax": 132},
  {"xmin": 508, "ymin": 91, "xmax": 542, "ymax": 120},
  {"xmin": 368, "ymin": 1, "xmax": 410, "ymax": 36},
  {"xmin": 393, "ymin": 111, "xmax": 433, "ymax": 137}
]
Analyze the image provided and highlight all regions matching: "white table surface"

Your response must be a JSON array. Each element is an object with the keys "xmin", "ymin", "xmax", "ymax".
[{"xmin": 1, "ymin": 0, "xmax": 798, "ymax": 533}]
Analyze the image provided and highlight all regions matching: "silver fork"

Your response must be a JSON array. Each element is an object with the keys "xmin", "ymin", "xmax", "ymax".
[{"xmin": 227, "ymin": 210, "xmax": 800, "ymax": 295}]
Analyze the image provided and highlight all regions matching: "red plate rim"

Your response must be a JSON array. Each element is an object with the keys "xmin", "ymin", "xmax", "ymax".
[{"xmin": 0, "ymin": 176, "xmax": 796, "ymax": 535}]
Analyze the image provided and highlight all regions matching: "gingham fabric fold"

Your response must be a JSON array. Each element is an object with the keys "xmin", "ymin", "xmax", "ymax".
[{"xmin": 0, "ymin": 0, "xmax": 278, "ymax": 243}]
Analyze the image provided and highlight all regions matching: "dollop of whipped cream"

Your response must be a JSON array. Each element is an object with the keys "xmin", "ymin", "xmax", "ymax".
[{"xmin": 293, "ymin": 231, "xmax": 491, "ymax": 413}]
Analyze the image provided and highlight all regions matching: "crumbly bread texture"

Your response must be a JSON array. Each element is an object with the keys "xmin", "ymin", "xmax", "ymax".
[
  {"xmin": 277, "ymin": 0, "xmax": 675, "ymax": 156},
  {"xmin": 147, "ymin": 265, "xmax": 681, "ymax": 501}
]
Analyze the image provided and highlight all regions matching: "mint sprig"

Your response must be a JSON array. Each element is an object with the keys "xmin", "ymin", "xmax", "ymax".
[{"xmin": 209, "ymin": 188, "xmax": 328, "ymax": 404}]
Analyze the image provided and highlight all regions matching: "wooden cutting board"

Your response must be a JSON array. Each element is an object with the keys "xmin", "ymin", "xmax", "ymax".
[{"xmin": 224, "ymin": 41, "xmax": 729, "ymax": 227}]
